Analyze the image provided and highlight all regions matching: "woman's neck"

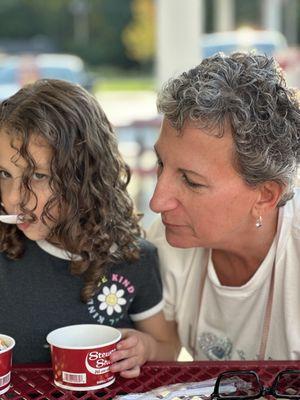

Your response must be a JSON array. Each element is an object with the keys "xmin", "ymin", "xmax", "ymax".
[{"xmin": 212, "ymin": 209, "xmax": 279, "ymax": 286}]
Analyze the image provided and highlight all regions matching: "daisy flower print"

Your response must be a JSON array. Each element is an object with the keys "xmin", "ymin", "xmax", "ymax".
[{"xmin": 97, "ymin": 284, "xmax": 127, "ymax": 316}]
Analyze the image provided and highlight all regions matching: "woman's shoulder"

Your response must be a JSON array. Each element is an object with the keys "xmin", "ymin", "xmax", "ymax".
[
  {"xmin": 279, "ymin": 188, "xmax": 300, "ymax": 245},
  {"xmin": 291, "ymin": 188, "xmax": 300, "ymax": 231},
  {"xmin": 282, "ymin": 188, "xmax": 300, "ymax": 226}
]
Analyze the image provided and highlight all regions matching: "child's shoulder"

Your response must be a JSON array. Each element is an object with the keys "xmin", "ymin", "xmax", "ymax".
[
  {"xmin": 137, "ymin": 237, "xmax": 158, "ymax": 257},
  {"xmin": 112, "ymin": 238, "xmax": 159, "ymax": 275},
  {"xmin": 118, "ymin": 237, "xmax": 159, "ymax": 270}
]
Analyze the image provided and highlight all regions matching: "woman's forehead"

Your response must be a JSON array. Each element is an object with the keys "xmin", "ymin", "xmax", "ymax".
[
  {"xmin": 156, "ymin": 117, "xmax": 237, "ymax": 177},
  {"xmin": 157, "ymin": 117, "xmax": 233, "ymax": 154}
]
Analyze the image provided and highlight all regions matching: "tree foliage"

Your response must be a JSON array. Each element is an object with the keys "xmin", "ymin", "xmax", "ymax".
[
  {"xmin": 0, "ymin": 0, "xmax": 134, "ymax": 68},
  {"xmin": 122, "ymin": 0, "xmax": 155, "ymax": 64},
  {"xmin": 0, "ymin": 0, "xmax": 293, "ymax": 70}
]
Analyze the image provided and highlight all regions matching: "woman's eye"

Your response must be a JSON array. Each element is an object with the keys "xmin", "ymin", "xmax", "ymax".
[
  {"xmin": 156, "ymin": 159, "xmax": 163, "ymax": 168},
  {"xmin": 0, "ymin": 170, "xmax": 11, "ymax": 179},
  {"xmin": 156, "ymin": 158, "xmax": 163, "ymax": 175},
  {"xmin": 182, "ymin": 173, "xmax": 204, "ymax": 189},
  {"xmin": 32, "ymin": 172, "xmax": 48, "ymax": 181}
]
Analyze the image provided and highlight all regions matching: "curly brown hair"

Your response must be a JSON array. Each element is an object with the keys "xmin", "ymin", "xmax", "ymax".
[{"xmin": 0, "ymin": 79, "xmax": 142, "ymax": 302}]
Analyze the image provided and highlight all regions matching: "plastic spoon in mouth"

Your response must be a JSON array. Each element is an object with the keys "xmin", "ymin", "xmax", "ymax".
[{"xmin": 0, "ymin": 215, "xmax": 24, "ymax": 224}]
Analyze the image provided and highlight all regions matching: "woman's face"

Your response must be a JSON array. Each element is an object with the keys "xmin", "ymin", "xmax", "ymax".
[
  {"xmin": 150, "ymin": 118, "xmax": 260, "ymax": 249},
  {"xmin": 0, "ymin": 129, "xmax": 57, "ymax": 241}
]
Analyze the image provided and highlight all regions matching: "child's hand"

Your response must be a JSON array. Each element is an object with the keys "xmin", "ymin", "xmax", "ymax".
[
  {"xmin": 110, "ymin": 314, "xmax": 180, "ymax": 379},
  {"xmin": 109, "ymin": 329, "xmax": 151, "ymax": 378}
]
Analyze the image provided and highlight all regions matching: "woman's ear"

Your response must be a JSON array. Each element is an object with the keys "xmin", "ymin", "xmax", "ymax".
[{"xmin": 253, "ymin": 181, "xmax": 283, "ymax": 216}]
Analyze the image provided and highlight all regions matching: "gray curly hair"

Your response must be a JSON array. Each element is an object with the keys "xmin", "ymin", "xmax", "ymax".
[{"xmin": 157, "ymin": 52, "xmax": 300, "ymax": 206}]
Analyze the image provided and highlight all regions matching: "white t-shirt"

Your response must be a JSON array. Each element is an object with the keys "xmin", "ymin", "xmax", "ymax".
[{"xmin": 147, "ymin": 189, "xmax": 300, "ymax": 361}]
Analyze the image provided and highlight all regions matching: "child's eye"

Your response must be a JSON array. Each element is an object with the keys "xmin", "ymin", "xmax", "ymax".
[
  {"xmin": 181, "ymin": 173, "xmax": 204, "ymax": 189},
  {"xmin": 32, "ymin": 172, "xmax": 48, "ymax": 181},
  {"xmin": 0, "ymin": 170, "xmax": 11, "ymax": 179}
]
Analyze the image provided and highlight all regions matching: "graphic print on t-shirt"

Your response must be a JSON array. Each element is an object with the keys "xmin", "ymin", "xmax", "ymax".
[
  {"xmin": 198, "ymin": 332, "xmax": 233, "ymax": 360},
  {"xmin": 87, "ymin": 273, "xmax": 135, "ymax": 325}
]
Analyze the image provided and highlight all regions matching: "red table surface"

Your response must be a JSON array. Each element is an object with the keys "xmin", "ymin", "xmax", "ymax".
[{"xmin": 3, "ymin": 360, "xmax": 300, "ymax": 400}]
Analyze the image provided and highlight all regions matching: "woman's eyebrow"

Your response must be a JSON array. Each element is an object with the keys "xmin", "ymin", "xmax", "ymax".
[
  {"xmin": 153, "ymin": 144, "xmax": 208, "ymax": 181},
  {"xmin": 179, "ymin": 167, "xmax": 208, "ymax": 180}
]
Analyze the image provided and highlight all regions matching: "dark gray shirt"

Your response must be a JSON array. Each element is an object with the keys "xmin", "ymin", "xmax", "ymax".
[{"xmin": 0, "ymin": 238, "xmax": 162, "ymax": 364}]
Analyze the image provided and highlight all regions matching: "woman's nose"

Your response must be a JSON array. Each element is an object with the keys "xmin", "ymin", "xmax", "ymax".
[{"xmin": 149, "ymin": 174, "xmax": 179, "ymax": 214}]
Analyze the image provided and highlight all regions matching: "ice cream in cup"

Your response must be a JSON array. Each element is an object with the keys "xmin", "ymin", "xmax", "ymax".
[
  {"xmin": 46, "ymin": 324, "xmax": 121, "ymax": 391},
  {"xmin": 0, "ymin": 334, "xmax": 15, "ymax": 395}
]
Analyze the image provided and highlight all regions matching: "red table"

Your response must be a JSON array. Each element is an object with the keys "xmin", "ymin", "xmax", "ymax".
[{"xmin": 4, "ymin": 360, "xmax": 300, "ymax": 399}]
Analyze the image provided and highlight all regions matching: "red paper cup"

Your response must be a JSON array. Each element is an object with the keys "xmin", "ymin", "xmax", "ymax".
[
  {"xmin": 46, "ymin": 324, "xmax": 121, "ymax": 391},
  {"xmin": 0, "ymin": 334, "xmax": 15, "ymax": 395}
]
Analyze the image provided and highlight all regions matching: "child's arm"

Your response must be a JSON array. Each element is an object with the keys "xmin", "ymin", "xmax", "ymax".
[{"xmin": 110, "ymin": 311, "xmax": 181, "ymax": 378}]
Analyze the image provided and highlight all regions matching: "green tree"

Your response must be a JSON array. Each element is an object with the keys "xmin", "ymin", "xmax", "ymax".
[
  {"xmin": 122, "ymin": 0, "xmax": 155, "ymax": 65},
  {"xmin": 0, "ymin": 0, "xmax": 70, "ymax": 40},
  {"xmin": 0, "ymin": 0, "xmax": 136, "ymax": 68},
  {"xmin": 84, "ymin": 0, "xmax": 133, "ymax": 67}
]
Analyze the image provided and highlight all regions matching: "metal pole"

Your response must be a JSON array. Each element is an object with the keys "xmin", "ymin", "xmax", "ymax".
[
  {"xmin": 262, "ymin": 0, "xmax": 282, "ymax": 31},
  {"xmin": 155, "ymin": 0, "xmax": 204, "ymax": 88},
  {"xmin": 70, "ymin": 0, "xmax": 89, "ymax": 44},
  {"xmin": 283, "ymin": 0, "xmax": 298, "ymax": 45},
  {"xmin": 214, "ymin": 0, "xmax": 235, "ymax": 32}
]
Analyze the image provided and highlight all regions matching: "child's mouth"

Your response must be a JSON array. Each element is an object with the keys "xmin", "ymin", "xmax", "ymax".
[{"xmin": 17, "ymin": 221, "xmax": 31, "ymax": 230}]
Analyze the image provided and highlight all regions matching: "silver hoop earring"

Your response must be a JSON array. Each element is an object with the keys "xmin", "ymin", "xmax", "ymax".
[{"xmin": 255, "ymin": 216, "xmax": 262, "ymax": 228}]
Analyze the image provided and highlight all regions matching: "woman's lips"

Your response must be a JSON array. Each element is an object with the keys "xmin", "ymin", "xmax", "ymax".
[{"xmin": 162, "ymin": 220, "xmax": 184, "ymax": 228}]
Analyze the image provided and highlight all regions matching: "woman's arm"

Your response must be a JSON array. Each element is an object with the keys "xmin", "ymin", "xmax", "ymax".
[{"xmin": 110, "ymin": 311, "xmax": 181, "ymax": 378}]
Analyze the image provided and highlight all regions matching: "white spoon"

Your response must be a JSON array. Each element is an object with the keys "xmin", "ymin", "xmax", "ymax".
[{"xmin": 0, "ymin": 215, "xmax": 23, "ymax": 224}]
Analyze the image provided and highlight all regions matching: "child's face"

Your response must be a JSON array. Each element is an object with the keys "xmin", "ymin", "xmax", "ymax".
[{"xmin": 0, "ymin": 129, "xmax": 57, "ymax": 241}]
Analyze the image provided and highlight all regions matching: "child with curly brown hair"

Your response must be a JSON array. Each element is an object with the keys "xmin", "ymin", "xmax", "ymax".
[{"xmin": 0, "ymin": 79, "xmax": 179, "ymax": 377}]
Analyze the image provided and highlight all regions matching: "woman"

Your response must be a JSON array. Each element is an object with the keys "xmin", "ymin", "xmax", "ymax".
[{"xmin": 147, "ymin": 52, "xmax": 300, "ymax": 361}]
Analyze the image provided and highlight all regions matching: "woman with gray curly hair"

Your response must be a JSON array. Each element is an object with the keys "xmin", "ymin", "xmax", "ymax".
[{"xmin": 147, "ymin": 52, "xmax": 300, "ymax": 361}]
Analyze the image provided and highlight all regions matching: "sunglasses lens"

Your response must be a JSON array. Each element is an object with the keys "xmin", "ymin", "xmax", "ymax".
[
  {"xmin": 217, "ymin": 372, "xmax": 261, "ymax": 398},
  {"xmin": 275, "ymin": 371, "xmax": 300, "ymax": 397}
]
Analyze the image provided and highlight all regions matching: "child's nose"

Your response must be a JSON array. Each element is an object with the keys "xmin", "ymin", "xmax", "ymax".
[{"xmin": 6, "ymin": 180, "xmax": 22, "ymax": 208}]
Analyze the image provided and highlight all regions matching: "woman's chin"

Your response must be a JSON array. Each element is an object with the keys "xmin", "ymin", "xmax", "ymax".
[{"xmin": 165, "ymin": 232, "xmax": 190, "ymax": 248}]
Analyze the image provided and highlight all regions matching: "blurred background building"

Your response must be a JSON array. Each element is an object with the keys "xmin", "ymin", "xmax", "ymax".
[{"xmin": 0, "ymin": 0, "xmax": 299, "ymax": 227}]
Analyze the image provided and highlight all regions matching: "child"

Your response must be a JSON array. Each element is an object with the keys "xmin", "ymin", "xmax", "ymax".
[{"xmin": 0, "ymin": 79, "xmax": 179, "ymax": 377}]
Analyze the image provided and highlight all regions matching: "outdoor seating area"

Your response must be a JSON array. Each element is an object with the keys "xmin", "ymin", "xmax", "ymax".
[
  {"xmin": 0, "ymin": 1, "xmax": 300, "ymax": 399},
  {"xmin": 4, "ymin": 360, "xmax": 300, "ymax": 399}
]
